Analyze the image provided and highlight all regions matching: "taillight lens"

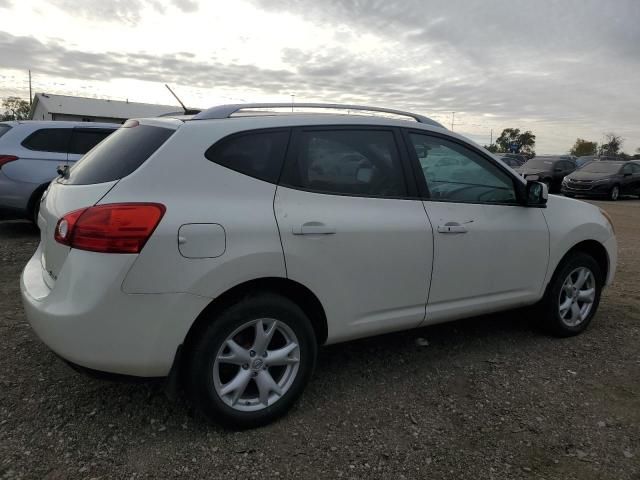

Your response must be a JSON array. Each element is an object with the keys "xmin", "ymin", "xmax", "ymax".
[
  {"xmin": 0, "ymin": 155, "xmax": 18, "ymax": 168},
  {"xmin": 54, "ymin": 203, "xmax": 166, "ymax": 253}
]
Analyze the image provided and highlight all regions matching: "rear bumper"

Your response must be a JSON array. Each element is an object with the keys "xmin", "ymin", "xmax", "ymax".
[{"xmin": 20, "ymin": 245, "xmax": 210, "ymax": 377}]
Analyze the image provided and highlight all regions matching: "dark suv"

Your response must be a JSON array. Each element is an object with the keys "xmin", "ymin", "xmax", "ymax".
[
  {"xmin": 516, "ymin": 156, "xmax": 577, "ymax": 193},
  {"xmin": 562, "ymin": 161, "xmax": 640, "ymax": 200}
]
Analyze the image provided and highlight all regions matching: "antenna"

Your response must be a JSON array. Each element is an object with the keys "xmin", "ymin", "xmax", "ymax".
[{"xmin": 164, "ymin": 84, "xmax": 199, "ymax": 115}]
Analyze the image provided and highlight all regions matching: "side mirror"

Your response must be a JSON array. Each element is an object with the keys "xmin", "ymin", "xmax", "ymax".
[{"xmin": 526, "ymin": 181, "xmax": 548, "ymax": 207}]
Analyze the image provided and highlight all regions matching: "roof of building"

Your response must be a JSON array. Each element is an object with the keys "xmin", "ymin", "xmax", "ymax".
[{"xmin": 29, "ymin": 93, "xmax": 181, "ymax": 120}]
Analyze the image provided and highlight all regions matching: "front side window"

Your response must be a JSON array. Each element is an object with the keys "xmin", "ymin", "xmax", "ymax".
[
  {"xmin": 621, "ymin": 163, "xmax": 633, "ymax": 174},
  {"xmin": 205, "ymin": 129, "xmax": 289, "ymax": 184},
  {"xmin": 409, "ymin": 133, "xmax": 517, "ymax": 204},
  {"xmin": 631, "ymin": 163, "xmax": 640, "ymax": 174},
  {"xmin": 285, "ymin": 129, "xmax": 406, "ymax": 197},
  {"xmin": 21, "ymin": 128, "xmax": 72, "ymax": 153}
]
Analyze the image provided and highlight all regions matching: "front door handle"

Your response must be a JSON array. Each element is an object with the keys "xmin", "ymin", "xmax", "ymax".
[
  {"xmin": 437, "ymin": 222, "xmax": 468, "ymax": 234},
  {"xmin": 292, "ymin": 222, "xmax": 336, "ymax": 235}
]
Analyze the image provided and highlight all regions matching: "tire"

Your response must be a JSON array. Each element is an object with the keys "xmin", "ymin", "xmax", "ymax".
[
  {"xmin": 30, "ymin": 190, "xmax": 44, "ymax": 226},
  {"xmin": 186, "ymin": 293, "xmax": 317, "ymax": 429},
  {"xmin": 609, "ymin": 185, "xmax": 620, "ymax": 201},
  {"xmin": 538, "ymin": 252, "xmax": 603, "ymax": 337}
]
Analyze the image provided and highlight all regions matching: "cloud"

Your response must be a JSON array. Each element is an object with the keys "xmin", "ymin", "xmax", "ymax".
[
  {"xmin": 49, "ymin": 0, "xmax": 198, "ymax": 25},
  {"xmin": 0, "ymin": 0, "xmax": 12, "ymax": 8},
  {"xmin": 2, "ymin": 0, "xmax": 640, "ymax": 152}
]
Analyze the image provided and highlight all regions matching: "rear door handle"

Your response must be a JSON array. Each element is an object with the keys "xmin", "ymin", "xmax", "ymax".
[
  {"xmin": 292, "ymin": 222, "xmax": 336, "ymax": 235},
  {"xmin": 437, "ymin": 222, "xmax": 468, "ymax": 234}
]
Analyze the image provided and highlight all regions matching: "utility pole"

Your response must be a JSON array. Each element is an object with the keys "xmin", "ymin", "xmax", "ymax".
[
  {"xmin": 490, "ymin": 128, "xmax": 493, "ymax": 145},
  {"xmin": 451, "ymin": 112, "xmax": 455, "ymax": 131},
  {"xmin": 290, "ymin": 94, "xmax": 295, "ymax": 112},
  {"xmin": 28, "ymin": 70, "xmax": 32, "ymax": 107}
]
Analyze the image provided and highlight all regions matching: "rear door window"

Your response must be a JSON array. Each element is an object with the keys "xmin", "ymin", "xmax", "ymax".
[
  {"xmin": 69, "ymin": 128, "xmax": 115, "ymax": 155},
  {"xmin": 21, "ymin": 128, "xmax": 72, "ymax": 153},
  {"xmin": 283, "ymin": 129, "xmax": 407, "ymax": 197},
  {"xmin": 205, "ymin": 129, "xmax": 290, "ymax": 183},
  {"xmin": 65, "ymin": 124, "xmax": 174, "ymax": 185}
]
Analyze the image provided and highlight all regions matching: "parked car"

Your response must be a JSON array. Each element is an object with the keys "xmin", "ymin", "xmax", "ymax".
[
  {"xmin": 575, "ymin": 155, "xmax": 598, "ymax": 168},
  {"xmin": 500, "ymin": 153, "xmax": 528, "ymax": 165},
  {"xmin": 21, "ymin": 103, "xmax": 617, "ymax": 428},
  {"xmin": 505, "ymin": 157, "xmax": 525, "ymax": 167},
  {"xmin": 562, "ymin": 160, "xmax": 640, "ymax": 200},
  {"xmin": 0, "ymin": 121, "xmax": 118, "ymax": 223},
  {"xmin": 516, "ymin": 156, "xmax": 577, "ymax": 192}
]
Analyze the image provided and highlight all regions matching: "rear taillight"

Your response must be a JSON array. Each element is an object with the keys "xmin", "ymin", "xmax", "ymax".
[
  {"xmin": 54, "ymin": 203, "xmax": 166, "ymax": 253},
  {"xmin": 0, "ymin": 155, "xmax": 18, "ymax": 168}
]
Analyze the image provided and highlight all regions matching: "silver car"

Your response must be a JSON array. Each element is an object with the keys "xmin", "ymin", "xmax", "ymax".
[{"xmin": 0, "ymin": 121, "xmax": 117, "ymax": 223}]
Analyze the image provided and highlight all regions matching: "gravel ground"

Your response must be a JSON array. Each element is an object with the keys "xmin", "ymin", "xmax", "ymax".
[{"xmin": 1, "ymin": 199, "xmax": 639, "ymax": 479}]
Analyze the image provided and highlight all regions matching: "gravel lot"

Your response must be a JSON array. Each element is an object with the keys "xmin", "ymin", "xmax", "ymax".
[{"xmin": 1, "ymin": 199, "xmax": 639, "ymax": 479}]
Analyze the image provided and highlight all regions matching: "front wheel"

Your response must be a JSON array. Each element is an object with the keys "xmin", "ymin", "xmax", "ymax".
[
  {"xmin": 186, "ymin": 293, "xmax": 317, "ymax": 429},
  {"xmin": 609, "ymin": 185, "xmax": 620, "ymax": 201},
  {"xmin": 538, "ymin": 252, "xmax": 603, "ymax": 337}
]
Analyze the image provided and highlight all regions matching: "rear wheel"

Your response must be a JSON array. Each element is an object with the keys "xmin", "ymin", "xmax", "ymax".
[
  {"xmin": 538, "ymin": 252, "xmax": 603, "ymax": 337},
  {"xmin": 186, "ymin": 293, "xmax": 317, "ymax": 429}
]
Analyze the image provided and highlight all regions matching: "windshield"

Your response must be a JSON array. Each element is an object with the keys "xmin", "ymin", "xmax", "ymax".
[
  {"xmin": 523, "ymin": 158, "xmax": 555, "ymax": 169},
  {"xmin": 580, "ymin": 162, "xmax": 622, "ymax": 174}
]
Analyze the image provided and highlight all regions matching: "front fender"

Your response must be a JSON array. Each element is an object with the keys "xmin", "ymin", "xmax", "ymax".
[{"xmin": 542, "ymin": 195, "xmax": 616, "ymax": 287}]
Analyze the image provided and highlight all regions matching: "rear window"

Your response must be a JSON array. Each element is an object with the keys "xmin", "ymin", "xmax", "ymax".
[
  {"xmin": 21, "ymin": 128, "xmax": 72, "ymax": 153},
  {"xmin": 205, "ymin": 129, "xmax": 290, "ymax": 183},
  {"xmin": 0, "ymin": 124, "xmax": 11, "ymax": 139},
  {"xmin": 65, "ymin": 124, "xmax": 174, "ymax": 185},
  {"xmin": 68, "ymin": 128, "xmax": 115, "ymax": 155}
]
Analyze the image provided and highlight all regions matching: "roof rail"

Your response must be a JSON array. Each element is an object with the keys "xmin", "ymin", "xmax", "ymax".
[{"xmin": 192, "ymin": 103, "xmax": 445, "ymax": 128}]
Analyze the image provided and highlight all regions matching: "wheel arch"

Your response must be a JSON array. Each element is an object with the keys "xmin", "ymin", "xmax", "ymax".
[
  {"xmin": 26, "ymin": 182, "xmax": 50, "ymax": 221},
  {"xmin": 552, "ymin": 239, "xmax": 609, "ymax": 285},
  {"xmin": 182, "ymin": 277, "xmax": 328, "ymax": 357}
]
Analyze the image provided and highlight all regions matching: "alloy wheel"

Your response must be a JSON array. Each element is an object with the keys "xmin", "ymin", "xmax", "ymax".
[
  {"xmin": 558, "ymin": 267, "xmax": 596, "ymax": 327},
  {"xmin": 610, "ymin": 186, "xmax": 619, "ymax": 201},
  {"xmin": 213, "ymin": 318, "xmax": 300, "ymax": 412}
]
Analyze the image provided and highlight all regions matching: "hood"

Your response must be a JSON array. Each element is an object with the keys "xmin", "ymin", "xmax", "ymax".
[
  {"xmin": 568, "ymin": 171, "xmax": 617, "ymax": 181},
  {"xmin": 517, "ymin": 167, "xmax": 550, "ymax": 175}
]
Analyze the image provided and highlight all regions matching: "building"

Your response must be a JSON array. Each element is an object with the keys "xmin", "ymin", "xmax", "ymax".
[{"xmin": 29, "ymin": 93, "xmax": 182, "ymax": 124}]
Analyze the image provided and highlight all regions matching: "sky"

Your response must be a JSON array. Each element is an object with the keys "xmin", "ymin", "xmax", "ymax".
[{"xmin": 0, "ymin": 0, "xmax": 639, "ymax": 154}]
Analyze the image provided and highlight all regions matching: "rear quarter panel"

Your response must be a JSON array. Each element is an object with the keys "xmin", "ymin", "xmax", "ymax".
[{"xmin": 105, "ymin": 120, "xmax": 287, "ymax": 298}]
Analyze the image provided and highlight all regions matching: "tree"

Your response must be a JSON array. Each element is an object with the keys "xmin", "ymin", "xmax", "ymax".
[
  {"xmin": 0, "ymin": 97, "xmax": 30, "ymax": 121},
  {"xmin": 483, "ymin": 143, "xmax": 498, "ymax": 153},
  {"xmin": 599, "ymin": 133, "xmax": 623, "ymax": 156},
  {"xmin": 495, "ymin": 128, "xmax": 536, "ymax": 156},
  {"xmin": 569, "ymin": 138, "xmax": 598, "ymax": 157}
]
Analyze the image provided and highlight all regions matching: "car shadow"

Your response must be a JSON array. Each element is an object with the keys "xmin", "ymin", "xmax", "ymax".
[{"xmin": 0, "ymin": 219, "xmax": 39, "ymax": 239}]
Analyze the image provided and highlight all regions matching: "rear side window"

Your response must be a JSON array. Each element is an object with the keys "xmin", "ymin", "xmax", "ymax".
[
  {"xmin": 68, "ymin": 129, "xmax": 115, "ymax": 155},
  {"xmin": 284, "ymin": 129, "xmax": 406, "ymax": 197},
  {"xmin": 205, "ymin": 129, "xmax": 289, "ymax": 183},
  {"xmin": 21, "ymin": 128, "xmax": 72, "ymax": 153},
  {"xmin": 66, "ymin": 124, "xmax": 174, "ymax": 185},
  {"xmin": 0, "ymin": 124, "xmax": 11, "ymax": 139}
]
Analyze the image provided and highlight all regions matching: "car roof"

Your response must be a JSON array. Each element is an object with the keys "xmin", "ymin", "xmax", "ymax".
[{"xmin": 11, "ymin": 120, "xmax": 119, "ymax": 129}]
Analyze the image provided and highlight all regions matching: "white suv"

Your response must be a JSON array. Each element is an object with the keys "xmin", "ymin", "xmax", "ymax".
[{"xmin": 20, "ymin": 103, "xmax": 617, "ymax": 428}]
